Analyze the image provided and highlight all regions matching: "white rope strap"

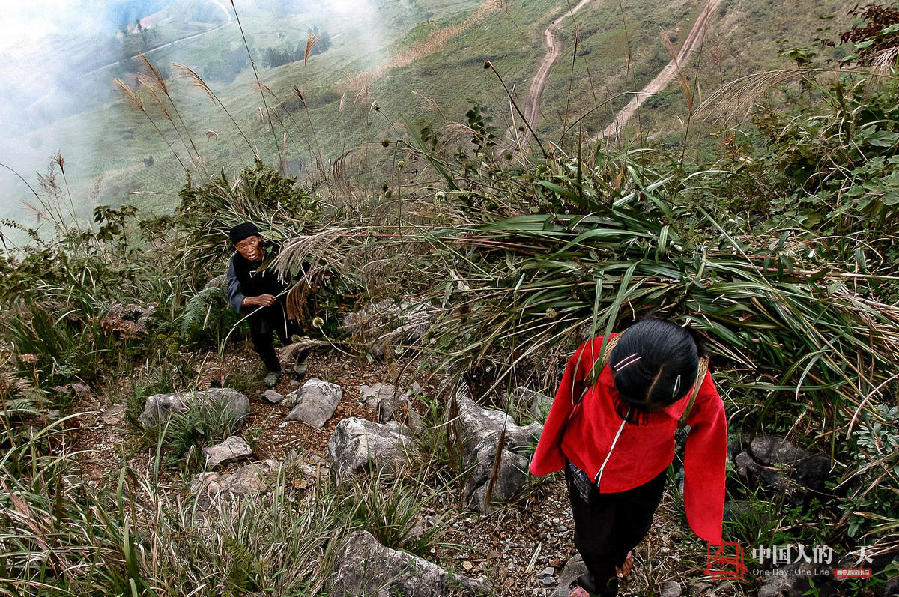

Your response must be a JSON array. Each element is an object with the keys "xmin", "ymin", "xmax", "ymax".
[{"xmin": 594, "ymin": 416, "xmax": 629, "ymax": 487}]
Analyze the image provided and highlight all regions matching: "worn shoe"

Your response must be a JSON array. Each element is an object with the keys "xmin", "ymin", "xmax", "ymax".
[
  {"xmin": 616, "ymin": 551, "xmax": 634, "ymax": 578},
  {"xmin": 264, "ymin": 371, "xmax": 280, "ymax": 388}
]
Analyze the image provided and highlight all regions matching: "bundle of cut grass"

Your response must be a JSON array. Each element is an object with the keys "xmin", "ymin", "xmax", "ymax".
[{"xmin": 419, "ymin": 208, "xmax": 899, "ymax": 420}]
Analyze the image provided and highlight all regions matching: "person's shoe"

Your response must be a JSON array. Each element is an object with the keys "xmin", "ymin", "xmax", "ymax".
[
  {"xmin": 264, "ymin": 371, "xmax": 280, "ymax": 388},
  {"xmin": 616, "ymin": 551, "xmax": 634, "ymax": 578}
]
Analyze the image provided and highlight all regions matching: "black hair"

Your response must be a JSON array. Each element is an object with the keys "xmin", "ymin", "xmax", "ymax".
[{"xmin": 609, "ymin": 319, "xmax": 705, "ymax": 424}]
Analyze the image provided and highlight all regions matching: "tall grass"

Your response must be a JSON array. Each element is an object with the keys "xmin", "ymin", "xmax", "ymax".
[{"xmin": 0, "ymin": 419, "xmax": 442, "ymax": 596}]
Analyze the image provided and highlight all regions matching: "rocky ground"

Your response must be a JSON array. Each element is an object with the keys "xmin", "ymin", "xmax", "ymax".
[{"xmin": 64, "ymin": 339, "xmax": 895, "ymax": 597}]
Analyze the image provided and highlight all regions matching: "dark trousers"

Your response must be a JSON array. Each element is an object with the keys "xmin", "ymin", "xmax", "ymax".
[
  {"xmin": 248, "ymin": 303, "xmax": 302, "ymax": 373},
  {"xmin": 565, "ymin": 464, "xmax": 667, "ymax": 596}
]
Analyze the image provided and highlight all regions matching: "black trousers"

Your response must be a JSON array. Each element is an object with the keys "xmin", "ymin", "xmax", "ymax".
[
  {"xmin": 565, "ymin": 464, "xmax": 667, "ymax": 596},
  {"xmin": 248, "ymin": 303, "xmax": 302, "ymax": 373}
]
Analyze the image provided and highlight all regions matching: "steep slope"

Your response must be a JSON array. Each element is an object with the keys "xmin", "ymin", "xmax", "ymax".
[{"xmin": 1, "ymin": 0, "xmax": 859, "ymax": 227}]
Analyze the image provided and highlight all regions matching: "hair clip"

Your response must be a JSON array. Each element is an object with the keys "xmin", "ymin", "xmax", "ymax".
[
  {"xmin": 613, "ymin": 353, "xmax": 641, "ymax": 372},
  {"xmin": 673, "ymin": 374, "xmax": 682, "ymax": 397}
]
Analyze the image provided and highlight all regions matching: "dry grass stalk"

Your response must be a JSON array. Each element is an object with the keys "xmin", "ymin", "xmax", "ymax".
[
  {"xmin": 1, "ymin": 161, "xmax": 42, "ymax": 203},
  {"xmin": 695, "ymin": 69, "xmax": 808, "ymax": 122},
  {"xmin": 275, "ymin": 229, "xmax": 353, "ymax": 285},
  {"xmin": 138, "ymin": 53, "xmax": 168, "ymax": 95},
  {"xmin": 138, "ymin": 54, "xmax": 208, "ymax": 175},
  {"xmin": 871, "ymin": 46, "xmax": 899, "ymax": 75},
  {"xmin": 20, "ymin": 200, "xmax": 46, "ymax": 221},
  {"xmin": 304, "ymin": 32, "xmax": 319, "ymax": 64},
  {"xmin": 114, "ymin": 78, "xmax": 143, "ymax": 111},
  {"xmin": 290, "ymin": 86, "xmax": 327, "ymax": 180},
  {"xmin": 485, "ymin": 61, "xmax": 549, "ymax": 159},
  {"xmin": 137, "ymin": 73, "xmax": 198, "ymax": 169},
  {"xmin": 256, "ymin": 82, "xmax": 276, "ymax": 98},
  {"xmin": 228, "ymin": 0, "xmax": 281, "ymax": 164},
  {"xmin": 173, "ymin": 63, "xmax": 256, "ymax": 155},
  {"xmin": 114, "ymin": 78, "xmax": 188, "ymax": 170},
  {"xmin": 53, "ymin": 151, "xmax": 77, "ymax": 224},
  {"xmin": 663, "ymin": 33, "xmax": 693, "ymax": 113},
  {"xmin": 482, "ymin": 426, "xmax": 507, "ymax": 512}
]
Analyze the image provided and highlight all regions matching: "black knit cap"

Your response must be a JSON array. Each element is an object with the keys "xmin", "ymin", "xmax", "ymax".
[{"xmin": 229, "ymin": 221, "xmax": 260, "ymax": 245}]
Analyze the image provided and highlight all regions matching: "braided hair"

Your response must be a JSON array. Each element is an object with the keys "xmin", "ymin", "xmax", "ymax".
[{"xmin": 609, "ymin": 319, "xmax": 706, "ymax": 424}]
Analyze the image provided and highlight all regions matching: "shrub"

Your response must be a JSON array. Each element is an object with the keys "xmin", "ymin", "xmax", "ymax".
[{"xmin": 153, "ymin": 394, "xmax": 247, "ymax": 466}]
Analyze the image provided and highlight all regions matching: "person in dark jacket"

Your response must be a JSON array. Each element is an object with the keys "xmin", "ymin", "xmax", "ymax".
[{"xmin": 226, "ymin": 222, "xmax": 306, "ymax": 387}]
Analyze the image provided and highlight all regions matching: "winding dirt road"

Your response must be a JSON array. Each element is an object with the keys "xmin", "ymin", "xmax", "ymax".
[
  {"xmin": 600, "ymin": 0, "xmax": 722, "ymax": 139},
  {"xmin": 507, "ymin": 0, "xmax": 594, "ymax": 152},
  {"xmin": 86, "ymin": 0, "xmax": 233, "ymax": 77},
  {"xmin": 523, "ymin": 0, "xmax": 595, "ymax": 129}
]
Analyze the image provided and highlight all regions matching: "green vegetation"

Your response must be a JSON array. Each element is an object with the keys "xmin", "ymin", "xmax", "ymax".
[
  {"xmin": 1, "ymin": 1, "xmax": 859, "ymax": 228},
  {"xmin": 2, "ymin": 2, "xmax": 898, "ymax": 595}
]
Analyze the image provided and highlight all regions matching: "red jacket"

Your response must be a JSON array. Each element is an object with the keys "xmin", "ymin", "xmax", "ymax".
[{"xmin": 530, "ymin": 335, "xmax": 727, "ymax": 544}]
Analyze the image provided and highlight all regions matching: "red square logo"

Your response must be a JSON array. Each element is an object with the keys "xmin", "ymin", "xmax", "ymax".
[{"xmin": 706, "ymin": 541, "xmax": 748, "ymax": 579}]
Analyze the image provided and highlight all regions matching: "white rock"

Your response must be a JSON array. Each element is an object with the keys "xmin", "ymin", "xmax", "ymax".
[
  {"xmin": 285, "ymin": 378, "xmax": 342, "ymax": 427},
  {"xmin": 203, "ymin": 436, "xmax": 252, "ymax": 469},
  {"xmin": 327, "ymin": 417, "xmax": 412, "ymax": 481},
  {"xmin": 260, "ymin": 389, "xmax": 283, "ymax": 404}
]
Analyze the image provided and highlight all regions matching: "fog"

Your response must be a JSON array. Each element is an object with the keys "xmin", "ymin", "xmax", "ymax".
[{"xmin": 0, "ymin": 0, "xmax": 388, "ymax": 229}]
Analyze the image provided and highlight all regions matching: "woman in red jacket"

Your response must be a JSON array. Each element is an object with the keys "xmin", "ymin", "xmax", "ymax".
[{"xmin": 530, "ymin": 319, "xmax": 727, "ymax": 597}]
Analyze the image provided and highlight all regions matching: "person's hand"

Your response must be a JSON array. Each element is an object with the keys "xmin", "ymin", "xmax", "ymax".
[{"xmin": 244, "ymin": 294, "xmax": 277, "ymax": 307}]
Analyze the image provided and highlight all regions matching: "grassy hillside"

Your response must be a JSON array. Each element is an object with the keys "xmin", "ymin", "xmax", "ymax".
[
  {"xmin": 2, "ymin": 3, "xmax": 898, "ymax": 594},
  {"xmin": 0, "ymin": 0, "xmax": 859, "ymax": 231}
]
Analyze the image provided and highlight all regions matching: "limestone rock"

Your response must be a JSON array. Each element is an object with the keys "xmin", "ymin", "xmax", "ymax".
[
  {"xmin": 360, "ymin": 382, "xmax": 399, "ymax": 421},
  {"xmin": 454, "ymin": 388, "xmax": 542, "ymax": 512},
  {"xmin": 756, "ymin": 560, "xmax": 823, "ymax": 597},
  {"xmin": 551, "ymin": 555, "xmax": 587, "ymax": 597},
  {"xmin": 511, "ymin": 386, "xmax": 553, "ymax": 419},
  {"xmin": 327, "ymin": 417, "xmax": 412, "ymax": 481},
  {"xmin": 456, "ymin": 390, "xmax": 543, "ymax": 453},
  {"xmin": 260, "ymin": 389, "xmax": 283, "ymax": 404},
  {"xmin": 203, "ymin": 436, "xmax": 252, "ymax": 469},
  {"xmin": 285, "ymin": 378, "xmax": 342, "ymax": 427},
  {"xmin": 330, "ymin": 530, "xmax": 488, "ymax": 596},
  {"xmin": 660, "ymin": 580, "xmax": 682, "ymax": 597},
  {"xmin": 191, "ymin": 459, "xmax": 280, "ymax": 511},
  {"xmin": 343, "ymin": 299, "xmax": 436, "ymax": 359},
  {"xmin": 734, "ymin": 435, "xmax": 829, "ymax": 497},
  {"xmin": 138, "ymin": 393, "xmax": 187, "ymax": 427},
  {"xmin": 464, "ymin": 445, "xmax": 529, "ymax": 512},
  {"xmin": 360, "ymin": 382, "xmax": 421, "ymax": 423},
  {"xmin": 137, "ymin": 388, "xmax": 249, "ymax": 428}
]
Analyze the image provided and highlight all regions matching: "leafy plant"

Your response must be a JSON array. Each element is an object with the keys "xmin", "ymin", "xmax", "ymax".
[
  {"xmin": 837, "ymin": 404, "xmax": 899, "ymax": 538},
  {"xmin": 349, "ymin": 472, "xmax": 443, "ymax": 557},
  {"xmin": 154, "ymin": 394, "xmax": 246, "ymax": 465},
  {"xmin": 180, "ymin": 281, "xmax": 240, "ymax": 347}
]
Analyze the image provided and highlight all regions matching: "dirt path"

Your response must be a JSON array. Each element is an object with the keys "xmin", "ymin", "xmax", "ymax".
[
  {"xmin": 86, "ymin": 0, "xmax": 233, "ymax": 77},
  {"xmin": 523, "ymin": 0, "xmax": 595, "ymax": 130},
  {"xmin": 211, "ymin": 0, "xmax": 233, "ymax": 24},
  {"xmin": 600, "ymin": 0, "xmax": 722, "ymax": 139}
]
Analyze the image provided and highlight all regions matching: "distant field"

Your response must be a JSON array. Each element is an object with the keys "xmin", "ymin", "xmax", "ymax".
[{"xmin": 0, "ymin": 0, "xmax": 858, "ymax": 232}]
